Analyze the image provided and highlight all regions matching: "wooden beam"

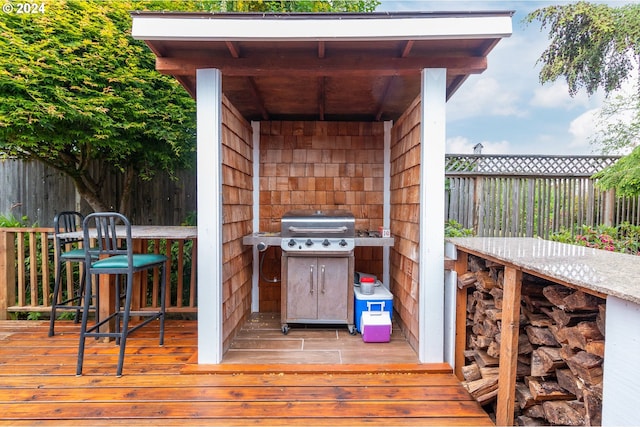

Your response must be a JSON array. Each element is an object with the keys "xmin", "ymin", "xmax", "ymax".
[
  {"xmin": 374, "ymin": 40, "xmax": 415, "ymax": 121},
  {"xmin": 400, "ymin": 40, "xmax": 414, "ymax": 57},
  {"xmin": 225, "ymin": 41, "xmax": 241, "ymax": 58},
  {"xmin": 156, "ymin": 56, "xmax": 487, "ymax": 77},
  {"xmin": 495, "ymin": 266, "xmax": 522, "ymax": 427},
  {"xmin": 318, "ymin": 76, "xmax": 325, "ymax": 120},
  {"xmin": 375, "ymin": 77, "xmax": 395, "ymax": 121},
  {"xmin": 453, "ymin": 250, "xmax": 469, "ymax": 380},
  {"xmin": 246, "ymin": 77, "xmax": 269, "ymax": 120}
]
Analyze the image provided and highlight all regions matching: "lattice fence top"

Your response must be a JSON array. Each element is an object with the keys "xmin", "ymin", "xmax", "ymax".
[{"xmin": 445, "ymin": 154, "xmax": 620, "ymax": 177}]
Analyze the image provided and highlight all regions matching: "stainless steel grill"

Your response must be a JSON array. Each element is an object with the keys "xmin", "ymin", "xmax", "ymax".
[
  {"xmin": 280, "ymin": 209, "xmax": 355, "ymax": 254},
  {"xmin": 279, "ymin": 209, "xmax": 356, "ymax": 335}
]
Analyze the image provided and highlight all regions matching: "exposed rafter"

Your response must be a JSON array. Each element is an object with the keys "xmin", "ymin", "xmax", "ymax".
[
  {"xmin": 225, "ymin": 41, "xmax": 241, "ymax": 58},
  {"xmin": 224, "ymin": 40, "xmax": 269, "ymax": 119},
  {"xmin": 133, "ymin": 11, "xmax": 512, "ymax": 122},
  {"xmin": 375, "ymin": 40, "xmax": 415, "ymax": 121}
]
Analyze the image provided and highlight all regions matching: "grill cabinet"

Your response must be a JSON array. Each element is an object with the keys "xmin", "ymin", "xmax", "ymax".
[{"xmin": 280, "ymin": 210, "xmax": 355, "ymax": 335}]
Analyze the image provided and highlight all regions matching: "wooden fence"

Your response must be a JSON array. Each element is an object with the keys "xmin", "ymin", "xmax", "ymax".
[
  {"xmin": 445, "ymin": 154, "xmax": 640, "ymax": 238},
  {"xmin": 0, "ymin": 227, "xmax": 197, "ymax": 319},
  {"xmin": 5, "ymin": 155, "xmax": 636, "ymax": 238},
  {"xmin": 0, "ymin": 159, "xmax": 196, "ymax": 227}
]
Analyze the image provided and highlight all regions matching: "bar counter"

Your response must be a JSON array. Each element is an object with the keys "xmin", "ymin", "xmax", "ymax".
[{"xmin": 447, "ymin": 237, "xmax": 640, "ymax": 305}]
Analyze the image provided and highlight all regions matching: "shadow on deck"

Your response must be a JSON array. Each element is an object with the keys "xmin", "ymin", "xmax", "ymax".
[{"xmin": 0, "ymin": 317, "xmax": 493, "ymax": 426}]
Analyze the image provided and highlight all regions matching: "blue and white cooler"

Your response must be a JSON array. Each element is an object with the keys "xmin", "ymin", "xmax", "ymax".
[{"xmin": 354, "ymin": 281, "xmax": 393, "ymax": 334}]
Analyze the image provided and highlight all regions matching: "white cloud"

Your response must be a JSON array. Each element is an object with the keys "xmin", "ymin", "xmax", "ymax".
[
  {"xmin": 446, "ymin": 136, "xmax": 511, "ymax": 154},
  {"xmin": 567, "ymin": 108, "xmax": 600, "ymax": 150},
  {"xmin": 530, "ymin": 81, "xmax": 596, "ymax": 110},
  {"xmin": 448, "ymin": 77, "xmax": 525, "ymax": 121}
]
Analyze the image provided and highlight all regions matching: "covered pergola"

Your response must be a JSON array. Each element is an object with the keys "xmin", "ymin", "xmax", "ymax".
[{"xmin": 131, "ymin": 11, "xmax": 513, "ymax": 364}]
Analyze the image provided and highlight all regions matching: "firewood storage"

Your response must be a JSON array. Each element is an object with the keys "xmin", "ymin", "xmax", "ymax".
[{"xmin": 444, "ymin": 237, "xmax": 640, "ymax": 426}]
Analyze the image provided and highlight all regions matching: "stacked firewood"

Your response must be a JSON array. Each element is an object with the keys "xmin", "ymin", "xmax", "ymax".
[{"xmin": 458, "ymin": 255, "xmax": 606, "ymax": 426}]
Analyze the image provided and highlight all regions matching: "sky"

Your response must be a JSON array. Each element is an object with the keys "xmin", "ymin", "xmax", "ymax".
[{"xmin": 377, "ymin": 0, "xmax": 639, "ymax": 155}]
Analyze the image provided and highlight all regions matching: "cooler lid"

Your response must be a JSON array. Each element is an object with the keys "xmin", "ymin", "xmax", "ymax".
[
  {"xmin": 361, "ymin": 310, "xmax": 391, "ymax": 326},
  {"xmin": 354, "ymin": 282, "xmax": 392, "ymax": 300}
]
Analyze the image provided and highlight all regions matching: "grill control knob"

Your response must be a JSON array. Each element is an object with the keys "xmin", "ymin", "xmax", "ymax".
[
  {"xmin": 322, "ymin": 239, "xmax": 330, "ymax": 247},
  {"xmin": 305, "ymin": 239, "xmax": 313, "ymax": 247},
  {"xmin": 339, "ymin": 239, "xmax": 347, "ymax": 247},
  {"xmin": 288, "ymin": 239, "xmax": 296, "ymax": 247}
]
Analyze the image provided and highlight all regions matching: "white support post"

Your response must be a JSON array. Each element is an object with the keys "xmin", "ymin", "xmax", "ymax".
[
  {"xmin": 251, "ymin": 121, "xmax": 261, "ymax": 313},
  {"xmin": 383, "ymin": 120, "xmax": 392, "ymax": 288},
  {"xmin": 196, "ymin": 68, "xmax": 223, "ymax": 364},
  {"xmin": 418, "ymin": 68, "xmax": 446, "ymax": 363},
  {"xmin": 602, "ymin": 296, "xmax": 640, "ymax": 425}
]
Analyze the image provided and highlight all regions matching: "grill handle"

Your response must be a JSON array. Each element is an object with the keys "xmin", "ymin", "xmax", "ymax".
[
  {"xmin": 288, "ymin": 226, "xmax": 348, "ymax": 234},
  {"xmin": 309, "ymin": 265, "xmax": 314, "ymax": 295}
]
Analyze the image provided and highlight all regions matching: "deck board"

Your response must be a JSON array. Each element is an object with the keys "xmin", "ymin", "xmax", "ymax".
[{"xmin": 0, "ymin": 318, "xmax": 493, "ymax": 426}]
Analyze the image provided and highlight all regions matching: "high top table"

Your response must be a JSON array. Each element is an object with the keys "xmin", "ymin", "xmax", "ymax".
[{"xmin": 57, "ymin": 226, "xmax": 197, "ymax": 335}]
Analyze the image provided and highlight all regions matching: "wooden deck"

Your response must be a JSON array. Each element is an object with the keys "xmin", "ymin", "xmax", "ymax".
[{"xmin": 0, "ymin": 316, "xmax": 493, "ymax": 426}]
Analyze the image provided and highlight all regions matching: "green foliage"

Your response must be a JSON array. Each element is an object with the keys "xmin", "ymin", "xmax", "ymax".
[
  {"xmin": 527, "ymin": 2, "xmax": 640, "ymax": 196},
  {"xmin": 221, "ymin": 0, "xmax": 379, "ymax": 12},
  {"xmin": 182, "ymin": 210, "xmax": 197, "ymax": 226},
  {"xmin": 525, "ymin": 2, "xmax": 640, "ymax": 96},
  {"xmin": 592, "ymin": 145, "xmax": 640, "ymax": 197},
  {"xmin": 0, "ymin": 0, "xmax": 379, "ymax": 213},
  {"xmin": 550, "ymin": 222, "xmax": 640, "ymax": 255},
  {"xmin": 444, "ymin": 219, "xmax": 474, "ymax": 238},
  {"xmin": 591, "ymin": 85, "xmax": 640, "ymax": 155},
  {"xmin": 26, "ymin": 311, "xmax": 43, "ymax": 321},
  {"xmin": 0, "ymin": 0, "xmax": 200, "ymax": 212},
  {"xmin": 0, "ymin": 213, "xmax": 30, "ymax": 227}
]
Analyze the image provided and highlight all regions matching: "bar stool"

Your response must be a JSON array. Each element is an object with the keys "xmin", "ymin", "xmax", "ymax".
[
  {"xmin": 48, "ymin": 211, "xmax": 95, "ymax": 337},
  {"xmin": 76, "ymin": 212, "xmax": 167, "ymax": 377}
]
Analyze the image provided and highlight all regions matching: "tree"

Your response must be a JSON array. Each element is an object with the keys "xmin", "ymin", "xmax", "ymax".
[
  {"xmin": 526, "ymin": 2, "xmax": 640, "ymax": 96},
  {"xmin": 0, "ymin": 0, "xmax": 379, "ymax": 215},
  {"xmin": 221, "ymin": 0, "xmax": 379, "ymax": 12},
  {"xmin": 0, "ymin": 1, "xmax": 198, "ymax": 214},
  {"xmin": 526, "ymin": 1, "xmax": 640, "ymax": 196}
]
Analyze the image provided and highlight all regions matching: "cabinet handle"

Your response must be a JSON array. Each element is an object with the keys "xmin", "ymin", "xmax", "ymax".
[
  {"xmin": 320, "ymin": 265, "xmax": 326, "ymax": 294},
  {"xmin": 309, "ymin": 264, "xmax": 314, "ymax": 295}
]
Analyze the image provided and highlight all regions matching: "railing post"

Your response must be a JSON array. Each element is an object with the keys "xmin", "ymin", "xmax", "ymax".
[{"xmin": 0, "ymin": 230, "xmax": 16, "ymax": 320}]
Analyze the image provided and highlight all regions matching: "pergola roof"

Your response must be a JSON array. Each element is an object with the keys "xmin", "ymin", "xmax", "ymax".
[{"xmin": 131, "ymin": 11, "xmax": 513, "ymax": 122}]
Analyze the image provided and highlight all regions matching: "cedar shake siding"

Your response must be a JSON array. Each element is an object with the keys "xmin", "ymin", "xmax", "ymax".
[{"xmin": 221, "ymin": 95, "xmax": 254, "ymax": 352}]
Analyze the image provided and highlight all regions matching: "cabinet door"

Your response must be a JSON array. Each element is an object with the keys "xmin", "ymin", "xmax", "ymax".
[
  {"xmin": 286, "ymin": 257, "xmax": 318, "ymax": 320},
  {"xmin": 317, "ymin": 257, "xmax": 349, "ymax": 321}
]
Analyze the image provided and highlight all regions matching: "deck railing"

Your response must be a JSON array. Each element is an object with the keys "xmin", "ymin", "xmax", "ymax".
[{"xmin": 0, "ymin": 227, "xmax": 197, "ymax": 320}]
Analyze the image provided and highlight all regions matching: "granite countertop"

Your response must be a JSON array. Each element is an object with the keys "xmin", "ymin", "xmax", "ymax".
[{"xmin": 447, "ymin": 237, "xmax": 640, "ymax": 305}]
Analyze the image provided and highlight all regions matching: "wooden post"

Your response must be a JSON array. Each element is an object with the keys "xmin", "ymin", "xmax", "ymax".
[
  {"xmin": 0, "ymin": 230, "xmax": 16, "ymax": 320},
  {"xmin": 495, "ymin": 266, "xmax": 522, "ymax": 426},
  {"xmin": 473, "ymin": 177, "xmax": 483, "ymax": 236},
  {"xmin": 603, "ymin": 188, "xmax": 616, "ymax": 226},
  {"xmin": 454, "ymin": 250, "xmax": 469, "ymax": 380}
]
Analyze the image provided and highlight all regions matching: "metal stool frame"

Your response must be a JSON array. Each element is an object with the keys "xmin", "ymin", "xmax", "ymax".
[
  {"xmin": 48, "ymin": 211, "xmax": 96, "ymax": 337},
  {"xmin": 76, "ymin": 212, "xmax": 168, "ymax": 377}
]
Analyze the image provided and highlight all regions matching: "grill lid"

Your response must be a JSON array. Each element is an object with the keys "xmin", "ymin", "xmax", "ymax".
[{"xmin": 281, "ymin": 209, "xmax": 355, "ymax": 238}]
